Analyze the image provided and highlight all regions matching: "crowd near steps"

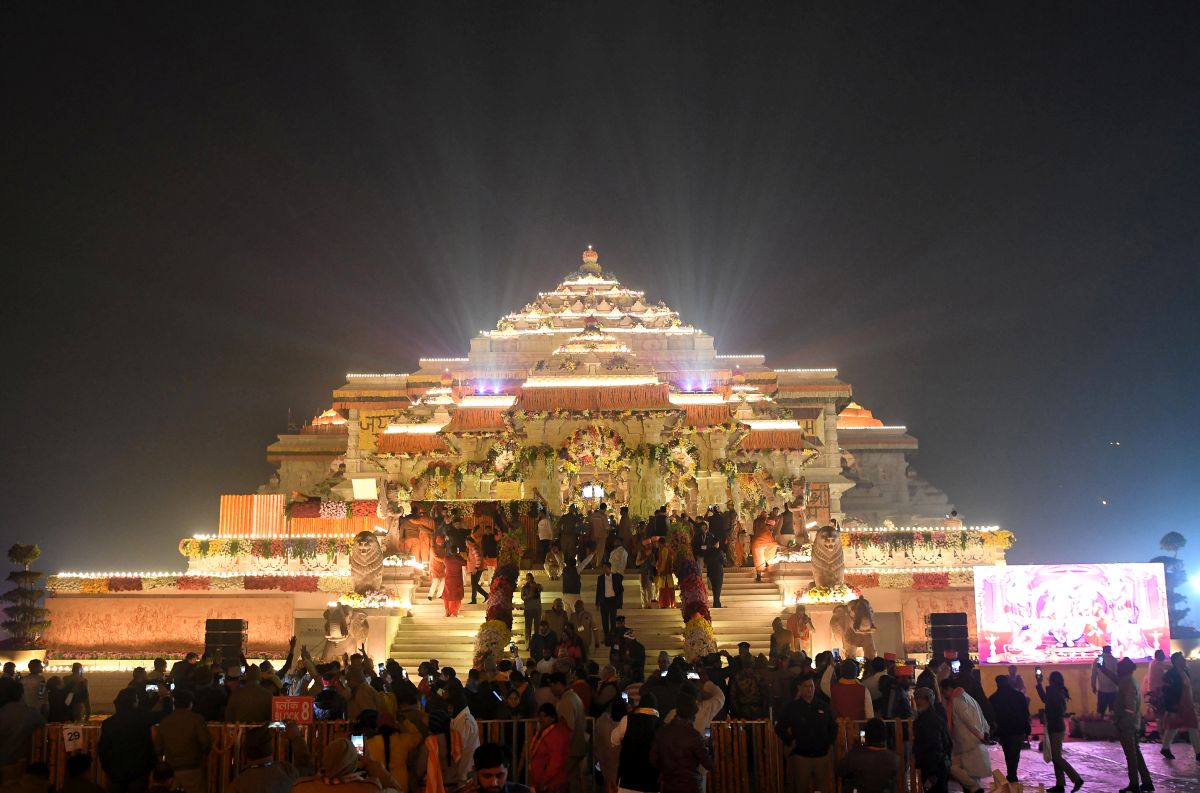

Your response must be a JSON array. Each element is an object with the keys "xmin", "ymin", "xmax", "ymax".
[{"xmin": 388, "ymin": 561, "xmax": 792, "ymax": 671}]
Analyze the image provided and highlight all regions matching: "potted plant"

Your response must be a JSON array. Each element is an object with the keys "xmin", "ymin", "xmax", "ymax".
[{"xmin": 1, "ymin": 544, "xmax": 50, "ymax": 664}]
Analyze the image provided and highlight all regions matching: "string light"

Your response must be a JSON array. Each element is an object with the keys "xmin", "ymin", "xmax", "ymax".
[
  {"xmin": 844, "ymin": 566, "xmax": 975, "ymax": 574},
  {"xmin": 841, "ymin": 525, "xmax": 1001, "ymax": 533},
  {"xmin": 345, "ymin": 373, "xmax": 409, "ymax": 379},
  {"xmin": 522, "ymin": 375, "xmax": 661, "ymax": 388},
  {"xmin": 55, "ymin": 569, "xmax": 351, "ymax": 578},
  {"xmin": 419, "ymin": 357, "xmax": 469, "ymax": 363},
  {"xmin": 774, "ymin": 368, "xmax": 838, "ymax": 373}
]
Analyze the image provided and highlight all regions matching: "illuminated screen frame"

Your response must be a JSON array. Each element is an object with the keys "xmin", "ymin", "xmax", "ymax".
[{"xmin": 973, "ymin": 562, "xmax": 1170, "ymax": 664}]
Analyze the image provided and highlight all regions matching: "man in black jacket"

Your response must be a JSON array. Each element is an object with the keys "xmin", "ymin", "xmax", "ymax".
[
  {"xmin": 700, "ymin": 524, "xmax": 725, "ymax": 608},
  {"xmin": 774, "ymin": 676, "xmax": 836, "ymax": 793},
  {"xmin": 913, "ymin": 686, "xmax": 953, "ymax": 793},
  {"xmin": 595, "ymin": 561, "xmax": 624, "ymax": 644},
  {"xmin": 989, "ymin": 674, "xmax": 1032, "ymax": 782},
  {"xmin": 99, "ymin": 688, "xmax": 162, "ymax": 793}
]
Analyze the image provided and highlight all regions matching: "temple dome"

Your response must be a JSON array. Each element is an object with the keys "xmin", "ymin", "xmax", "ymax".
[{"xmin": 837, "ymin": 401, "xmax": 884, "ymax": 428}]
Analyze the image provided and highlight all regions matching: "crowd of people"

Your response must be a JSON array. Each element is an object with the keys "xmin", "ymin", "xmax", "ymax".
[
  {"xmin": 417, "ymin": 499, "xmax": 800, "ymax": 618},
  {"xmin": 3, "ymin": 640, "xmax": 1199, "ymax": 793}
]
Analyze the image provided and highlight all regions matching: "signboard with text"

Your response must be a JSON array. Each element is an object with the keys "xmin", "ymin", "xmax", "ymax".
[{"xmin": 271, "ymin": 696, "xmax": 313, "ymax": 724}]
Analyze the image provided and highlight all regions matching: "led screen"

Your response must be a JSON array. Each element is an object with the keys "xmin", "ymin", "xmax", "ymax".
[{"xmin": 973, "ymin": 563, "xmax": 1170, "ymax": 664}]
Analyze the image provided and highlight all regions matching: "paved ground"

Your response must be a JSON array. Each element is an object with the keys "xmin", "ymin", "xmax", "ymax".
[{"xmin": 987, "ymin": 738, "xmax": 1200, "ymax": 793}]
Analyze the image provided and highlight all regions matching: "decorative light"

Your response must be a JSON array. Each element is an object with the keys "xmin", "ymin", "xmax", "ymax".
[
  {"xmin": 383, "ymin": 421, "xmax": 449, "ymax": 434},
  {"xmin": 840, "ymin": 525, "xmax": 1001, "ymax": 533},
  {"xmin": 56, "ymin": 569, "xmax": 350, "ymax": 578},
  {"xmin": 521, "ymin": 375, "xmax": 661, "ymax": 388},
  {"xmin": 715, "ymin": 354, "xmax": 764, "ymax": 359},
  {"xmin": 458, "ymin": 394, "xmax": 517, "ymax": 407},
  {"xmin": 419, "ymin": 357, "xmax": 469, "ymax": 363},
  {"xmin": 845, "ymin": 566, "xmax": 974, "ymax": 574},
  {"xmin": 669, "ymin": 393, "xmax": 726, "ymax": 405},
  {"xmin": 840, "ymin": 425, "xmax": 908, "ymax": 431},
  {"xmin": 345, "ymin": 373, "xmax": 409, "ymax": 379},
  {"xmin": 742, "ymin": 419, "xmax": 802, "ymax": 430},
  {"xmin": 774, "ymin": 368, "xmax": 838, "ymax": 373}
]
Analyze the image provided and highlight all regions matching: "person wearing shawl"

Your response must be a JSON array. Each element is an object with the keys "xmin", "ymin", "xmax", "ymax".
[
  {"xmin": 938, "ymin": 678, "xmax": 991, "ymax": 793},
  {"xmin": 292, "ymin": 738, "xmax": 389, "ymax": 793},
  {"xmin": 442, "ymin": 548, "xmax": 467, "ymax": 617}
]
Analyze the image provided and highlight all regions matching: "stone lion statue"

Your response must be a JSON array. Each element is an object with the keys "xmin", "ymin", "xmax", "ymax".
[
  {"xmin": 810, "ymin": 525, "xmax": 845, "ymax": 588},
  {"xmin": 350, "ymin": 530, "xmax": 384, "ymax": 594},
  {"xmin": 321, "ymin": 603, "xmax": 369, "ymax": 661}
]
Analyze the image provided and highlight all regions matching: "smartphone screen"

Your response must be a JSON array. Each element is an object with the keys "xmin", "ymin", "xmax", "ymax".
[
  {"xmin": 620, "ymin": 692, "xmax": 629, "ymax": 702},
  {"xmin": 950, "ymin": 660, "xmax": 961, "ymax": 673},
  {"xmin": 351, "ymin": 734, "xmax": 364, "ymax": 756},
  {"xmin": 687, "ymin": 672, "xmax": 700, "ymax": 680},
  {"xmin": 145, "ymin": 684, "xmax": 158, "ymax": 693}
]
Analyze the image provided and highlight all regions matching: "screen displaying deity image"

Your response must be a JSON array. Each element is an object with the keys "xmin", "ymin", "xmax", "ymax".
[{"xmin": 973, "ymin": 563, "xmax": 1170, "ymax": 664}]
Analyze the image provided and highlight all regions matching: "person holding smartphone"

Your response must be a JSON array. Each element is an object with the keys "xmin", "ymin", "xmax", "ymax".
[{"xmin": 1035, "ymin": 670, "xmax": 1084, "ymax": 792}]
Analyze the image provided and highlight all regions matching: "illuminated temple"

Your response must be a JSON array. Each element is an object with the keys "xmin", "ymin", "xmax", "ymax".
[{"xmin": 41, "ymin": 248, "xmax": 1013, "ymax": 671}]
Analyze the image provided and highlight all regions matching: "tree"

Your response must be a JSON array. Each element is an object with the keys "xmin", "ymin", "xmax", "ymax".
[
  {"xmin": 1160, "ymin": 531, "xmax": 1187, "ymax": 557},
  {"xmin": 1151, "ymin": 530, "xmax": 1197, "ymax": 639},
  {"xmin": 1, "ymin": 543, "xmax": 50, "ymax": 649}
]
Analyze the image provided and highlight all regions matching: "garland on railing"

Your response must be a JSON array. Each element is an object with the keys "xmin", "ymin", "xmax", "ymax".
[
  {"xmin": 841, "ymin": 530, "xmax": 1014, "ymax": 555},
  {"xmin": 179, "ymin": 538, "xmax": 353, "ymax": 561},
  {"xmin": 843, "ymin": 570, "xmax": 974, "ymax": 590},
  {"xmin": 47, "ymin": 574, "xmax": 352, "ymax": 594}
]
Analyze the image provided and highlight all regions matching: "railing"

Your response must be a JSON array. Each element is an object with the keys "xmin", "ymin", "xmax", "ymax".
[{"xmin": 28, "ymin": 716, "xmax": 917, "ymax": 793}]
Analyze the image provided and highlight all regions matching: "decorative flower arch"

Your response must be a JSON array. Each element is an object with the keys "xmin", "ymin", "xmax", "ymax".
[{"xmin": 558, "ymin": 425, "xmax": 631, "ymax": 476}]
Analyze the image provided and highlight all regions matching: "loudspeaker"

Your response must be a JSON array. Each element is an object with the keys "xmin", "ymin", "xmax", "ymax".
[
  {"xmin": 205, "ymin": 619, "xmax": 247, "ymax": 662},
  {"xmin": 928, "ymin": 612, "xmax": 968, "ymax": 627}
]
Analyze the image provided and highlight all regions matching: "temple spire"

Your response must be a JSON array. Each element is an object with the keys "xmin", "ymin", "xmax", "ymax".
[{"xmin": 580, "ymin": 244, "xmax": 602, "ymax": 276}]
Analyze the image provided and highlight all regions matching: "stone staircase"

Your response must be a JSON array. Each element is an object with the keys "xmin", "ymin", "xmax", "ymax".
[{"xmin": 386, "ymin": 563, "xmax": 790, "ymax": 672}]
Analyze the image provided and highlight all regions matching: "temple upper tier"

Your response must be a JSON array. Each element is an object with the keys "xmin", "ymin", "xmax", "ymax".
[{"xmin": 264, "ymin": 248, "xmax": 956, "ymax": 525}]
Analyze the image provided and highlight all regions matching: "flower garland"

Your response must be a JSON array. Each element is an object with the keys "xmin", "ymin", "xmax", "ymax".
[
  {"xmin": 839, "ymin": 571, "xmax": 976, "ymax": 591},
  {"xmin": 474, "ymin": 563, "xmax": 519, "ymax": 668},
  {"xmin": 47, "ymin": 574, "xmax": 353, "ymax": 594},
  {"xmin": 179, "ymin": 538, "xmax": 353, "ymax": 562},
  {"xmin": 676, "ymin": 558, "xmax": 717, "ymax": 661},
  {"xmin": 798, "ymin": 583, "xmax": 860, "ymax": 604},
  {"xmin": 337, "ymin": 589, "xmax": 400, "ymax": 609},
  {"xmin": 474, "ymin": 619, "xmax": 513, "ymax": 669},
  {"xmin": 840, "ymin": 530, "xmax": 1015, "ymax": 556}
]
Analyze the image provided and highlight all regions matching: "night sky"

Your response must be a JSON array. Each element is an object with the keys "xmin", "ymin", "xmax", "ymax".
[{"xmin": 4, "ymin": 5, "xmax": 1199, "ymax": 597}]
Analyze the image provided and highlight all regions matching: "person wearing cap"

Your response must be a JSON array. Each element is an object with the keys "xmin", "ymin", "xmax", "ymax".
[
  {"xmin": 836, "ymin": 718, "xmax": 902, "ymax": 793},
  {"xmin": 224, "ymin": 665, "xmax": 272, "ymax": 723},
  {"xmin": 227, "ymin": 722, "xmax": 313, "ymax": 793}
]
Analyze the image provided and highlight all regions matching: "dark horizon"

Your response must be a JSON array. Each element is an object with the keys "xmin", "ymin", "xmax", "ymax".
[{"xmin": 4, "ymin": 4, "xmax": 1198, "ymax": 601}]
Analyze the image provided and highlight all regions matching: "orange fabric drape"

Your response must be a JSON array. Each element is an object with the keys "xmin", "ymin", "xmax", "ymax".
[
  {"xmin": 377, "ymin": 434, "xmax": 454, "ymax": 455},
  {"xmin": 443, "ymin": 408, "xmax": 507, "ymax": 432},
  {"xmin": 287, "ymin": 516, "xmax": 378, "ymax": 537},
  {"xmin": 218, "ymin": 494, "xmax": 286, "ymax": 537},
  {"xmin": 423, "ymin": 735, "xmax": 445, "ymax": 793},
  {"xmin": 684, "ymin": 404, "xmax": 733, "ymax": 427},
  {"xmin": 515, "ymin": 383, "xmax": 672, "ymax": 412},
  {"xmin": 738, "ymin": 430, "xmax": 813, "ymax": 451}
]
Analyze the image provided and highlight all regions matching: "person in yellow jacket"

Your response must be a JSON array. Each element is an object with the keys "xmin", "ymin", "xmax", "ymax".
[{"xmin": 365, "ymin": 712, "xmax": 424, "ymax": 792}]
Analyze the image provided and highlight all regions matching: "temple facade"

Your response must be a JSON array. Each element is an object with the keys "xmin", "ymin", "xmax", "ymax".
[{"xmin": 38, "ymin": 248, "xmax": 1012, "ymax": 669}]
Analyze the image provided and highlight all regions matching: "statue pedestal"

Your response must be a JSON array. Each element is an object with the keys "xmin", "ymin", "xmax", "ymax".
[{"xmin": 775, "ymin": 561, "xmax": 813, "ymax": 605}]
